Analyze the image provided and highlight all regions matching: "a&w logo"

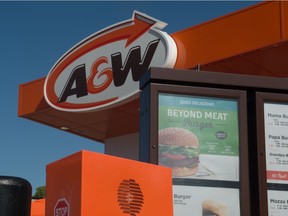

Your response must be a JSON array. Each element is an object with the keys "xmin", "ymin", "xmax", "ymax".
[{"xmin": 44, "ymin": 11, "xmax": 177, "ymax": 112}]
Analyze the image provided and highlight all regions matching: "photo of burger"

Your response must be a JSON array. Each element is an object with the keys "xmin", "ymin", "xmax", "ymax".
[
  {"xmin": 202, "ymin": 200, "xmax": 227, "ymax": 216},
  {"xmin": 158, "ymin": 127, "xmax": 200, "ymax": 177}
]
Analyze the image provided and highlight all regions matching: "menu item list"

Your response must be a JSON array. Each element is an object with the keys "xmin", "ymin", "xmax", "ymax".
[{"xmin": 264, "ymin": 103, "xmax": 288, "ymax": 184}]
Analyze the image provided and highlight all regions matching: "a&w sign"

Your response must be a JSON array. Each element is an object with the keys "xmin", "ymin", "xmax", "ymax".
[{"xmin": 44, "ymin": 11, "xmax": 177, "ymax": 112}]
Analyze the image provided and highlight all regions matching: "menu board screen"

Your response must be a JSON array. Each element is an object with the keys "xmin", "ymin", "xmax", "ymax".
[
  {"xmin": 173, "ymin": 185, "xmax": 240, "ymax": 216},
  {"xmin": 158, "ymin": 93, "xmax": 240, "ymax": 181},
  {"xmin": 267, "ymin": 190, "xmax": 288, "ymax": 216},
  {"xmin": 264, "ymin": 103, "xmax": 288, "ymax": 184}
]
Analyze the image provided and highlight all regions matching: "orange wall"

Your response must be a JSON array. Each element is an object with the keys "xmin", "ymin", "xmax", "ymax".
[{"xmin": 46, "ymin": 151, "xmax": 173, "ymax": 216}]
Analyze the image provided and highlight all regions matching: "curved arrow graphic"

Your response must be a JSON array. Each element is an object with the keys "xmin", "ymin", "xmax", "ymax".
[{"xmin": 46, "ymin": 12, "xmax": 165, "ymax": 102}]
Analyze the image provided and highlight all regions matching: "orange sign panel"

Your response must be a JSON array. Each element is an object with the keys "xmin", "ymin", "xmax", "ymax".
[{"xmin": 45, "ymin": 151, "xmax": 173, "ymax": 216}]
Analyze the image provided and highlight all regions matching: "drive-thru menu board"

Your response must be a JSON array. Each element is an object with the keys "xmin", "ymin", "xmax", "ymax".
[
  {"xmin": 158, "ymin": 93, "xmax": 241, "ymax": 216},
  {"xmin": 264, "ymin": 102, "xmax": 288, "ymax": 216},
  {"xmin": 140, "ymin": 67, "xmax": 288, "ymax": 216}
]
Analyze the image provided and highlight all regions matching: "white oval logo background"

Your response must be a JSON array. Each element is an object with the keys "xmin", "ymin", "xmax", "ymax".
[{"xmin": 44, "ymin": 11, "xmax": 177, "ymax": 112}]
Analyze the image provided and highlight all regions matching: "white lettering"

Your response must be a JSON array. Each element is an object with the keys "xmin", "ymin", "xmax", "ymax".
[
  {"xmin": 167, "ymin": 109, "xmax": 202, "ymax": 118},
  {"xmin": 55, "ymin": 207, "xmax": 68, "ymax": 216},
  {"xmin": 204, "ymin": 112, "xmax": 228, "ymax": 120}
]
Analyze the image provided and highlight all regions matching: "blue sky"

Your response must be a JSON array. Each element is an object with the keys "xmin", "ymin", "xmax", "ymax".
[{"xmin": 0, "ymin": 1, "xmax": 258, "ymax": 193}]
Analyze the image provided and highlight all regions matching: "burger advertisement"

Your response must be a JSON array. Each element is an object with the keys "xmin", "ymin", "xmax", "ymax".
[
  {"xmin": 173, "ymin": 185, "xmax": 241, "ymax": 216},
  {"xmin": 158, "ymin": 93, "xmax": 241, "ymax": 216},
  {"xmin": 158, "ymin": 93, "xmax": 240, "ymax": 181}
]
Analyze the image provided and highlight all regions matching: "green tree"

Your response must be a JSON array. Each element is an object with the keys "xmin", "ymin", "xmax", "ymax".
[{"xmin": 32, "ymin": 186, "xmax": 46, "ymax": 199}]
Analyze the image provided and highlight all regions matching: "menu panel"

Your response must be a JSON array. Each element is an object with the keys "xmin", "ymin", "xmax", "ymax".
[
  {"xmin": 264, "ymin": 103, "xmax": 288, "ymax": 184},
  {"xmin": 158, "ymin": 93, "xmax": 239, "ymax": 181},
  {"xmin": 267, "ymin": 190, "xmax": 288, "ymax": 216},
  {"xmin": 173, "ymin": 185, "xmax": 240, "ymax": 216}
]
